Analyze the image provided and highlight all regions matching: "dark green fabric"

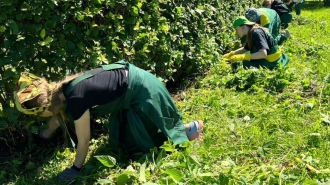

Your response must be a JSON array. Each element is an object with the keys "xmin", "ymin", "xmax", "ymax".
[
  {"xmin": 294, "ymin": 0, "xmax": 305, "ymax": 15},
  {"xmin": 279, "ymin": 4, "xmax": 292, "ymax": 25},
  {"xmin": 259, "ymin": 8, "xmax": 288, "ymax": 46},
  {"xmin": 106, "ymin": 61, "xmax": 188, "ymax": 153},
  {"xmin": 280, "ymin": 11, "xmax": 293, "ymax": 24},
  {"xmin": 276, "ymin": 32, "xmax": 288, "ymax": 46},
  {"xmin": 258, "ymin": 8, "xmax": 280, "ymax": 38}
]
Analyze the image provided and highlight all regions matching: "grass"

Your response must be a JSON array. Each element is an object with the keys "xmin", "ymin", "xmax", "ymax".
[{"xmin": 2, "ymin": 1, "xmax": 330, "ymax": 185}]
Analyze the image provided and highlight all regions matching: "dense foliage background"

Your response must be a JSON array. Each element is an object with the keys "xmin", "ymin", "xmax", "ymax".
[{"xmin": 0, "ymin": 0, "xmax": 260, "ymax": 137}]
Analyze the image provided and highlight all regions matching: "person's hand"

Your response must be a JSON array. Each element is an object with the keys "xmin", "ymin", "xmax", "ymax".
[
  {"xmin": 228, "ymin": 54, "xmax": 251, "ymax": 63},
  {"xmin": 223, "ymin": 51, "xmax": 235, "ymax": 59},
  {"xmin": 283, "ymin": 29, "xmax": 290, "ymax": 39},
  {"xmin": 58, "ymin": 167, "xmax": 80, "ymax": 181}
]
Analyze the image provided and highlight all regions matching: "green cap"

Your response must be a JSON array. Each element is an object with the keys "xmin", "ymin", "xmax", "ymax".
[{"xmin": 233, "ymin": 16, "xmax": 255, "ymax": 29}]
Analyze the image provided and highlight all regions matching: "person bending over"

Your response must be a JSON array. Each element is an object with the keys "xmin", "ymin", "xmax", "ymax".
[
  {"xmin": 243, "ymin": 7, "xmax": 290, "ymax": 46},
  {"xmin": 223, "ymin": 16, "xmax": 290, "ymax": 69},
  {"xmin": 14, "ymin": 60, "xmax": 204, "ymax": 181}
]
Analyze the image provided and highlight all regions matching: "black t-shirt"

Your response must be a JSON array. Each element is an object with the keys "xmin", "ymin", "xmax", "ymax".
[
  {"xmin": 63, "ymin": 68, "xmax": 129, "ymax": 120},
  {"xmin": 244, "ymin": 28, "xmax": 274, "ymax": 53},
  {"xmin": 271, "ymin": 0, "xmax": 291, "ymax": 16}
]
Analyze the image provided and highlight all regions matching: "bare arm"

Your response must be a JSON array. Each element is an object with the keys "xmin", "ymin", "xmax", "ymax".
[
  {"xmin": 234, "ymin": 47, "xmax": 249, "ymax": 54},
  {"xmin": 250, "ymin": 49, "xmax": 267, "ymax": 60},
  {"xmin": 41, "ymin": 116, "xmax": 60, "ymax": 138},
  {"xmin": 73, "ymin": 109, "xmax": 91, "ymax": 168}
]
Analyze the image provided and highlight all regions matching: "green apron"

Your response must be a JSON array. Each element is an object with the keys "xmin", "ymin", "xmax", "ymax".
[
  {"xmin": 294, "ymin": 0, "xmax": 305, "ymax": 15},
  {"xmin": 279, "ymin": 4, "xmax": 293, "ymax": 24},
  {"xmin": 258, "ymin": 8, "xmax": 281, "ymax": 38},
  {"xmin": 65, "ymin": 60, "xmax": 188, "ymax": 153}
]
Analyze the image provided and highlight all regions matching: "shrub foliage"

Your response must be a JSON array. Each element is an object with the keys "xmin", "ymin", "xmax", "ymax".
[{"xmin": 0, "ymin": 0, "xmax": 260, "ymax": 138}]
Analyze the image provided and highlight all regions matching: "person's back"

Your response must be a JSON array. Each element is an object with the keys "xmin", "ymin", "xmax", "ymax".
[
  {"xmin": 265, "ymin": 0, "xmax": 292, "ymax": 28},
  {"xmin": 245, "ymin": 7, "xmax": 289, "ymax": 46},
  {"xmin": 258, "ymin": 8, "xmax": 281, "ymax": 36},
  {"xmin": 271, "ymin": 0, "xmax": 291, "ymax": 17},
  {"xmin": 246, "ymin": 8, "xmax": 280, "ymax": 37}
]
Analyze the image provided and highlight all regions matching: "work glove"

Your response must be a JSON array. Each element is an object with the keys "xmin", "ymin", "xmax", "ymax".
[
  {"xmin": 223, "ymin": 51, "xmax": 235, "ymax": 59},
  {"xmin": 228, "ymin": 54, "xmax": 251, "ymax": 63},
  {"xmin": 58, "ymin": 166, "xmax": 80, "ymax": 181}
]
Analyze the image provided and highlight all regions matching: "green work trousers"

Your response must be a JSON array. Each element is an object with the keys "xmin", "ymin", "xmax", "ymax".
[{"xmin": 91, "ymin": 62, "xmax": 189, "ymax": 153}]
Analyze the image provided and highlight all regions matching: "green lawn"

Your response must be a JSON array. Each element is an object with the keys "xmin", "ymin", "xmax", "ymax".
[{"xmin": 5, "ymin": 2, "xmax": 330, "ymax": 185}]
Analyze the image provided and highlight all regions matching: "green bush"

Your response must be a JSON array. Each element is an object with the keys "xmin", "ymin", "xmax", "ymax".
[
  {"xmin": 0, "ymin": 0, "xmax": 261, "ymax": 139},
  {"xmin": 325, "ymin": 0, "xmax": 330, "ymax": 6}
]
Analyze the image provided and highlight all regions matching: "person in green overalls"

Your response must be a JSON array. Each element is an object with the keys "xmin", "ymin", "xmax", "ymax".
[
  {"xmin": 223, "ymin": 16, "xmax": 290, "ymax": 69},
  {"xmin": 13, "ymin": 61, "xmax": 204, "ymax": 181},
  {"xmin": 262, "ymin": 0, "xmax": 293, "ymax": 29},
  {"xmin": 285, "ymin": 0, "xmax": 305, "ymax": 16},
  {"xmin": 241, "ymin": 7, "xmax": 290, "ymax": 46}
]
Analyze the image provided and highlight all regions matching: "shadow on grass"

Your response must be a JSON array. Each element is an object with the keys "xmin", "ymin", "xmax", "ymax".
[
  {"xmin": 0, "ymin": 121, "xmax": 110, "ymax": 185},
  {"xmin": 4, "ymin": 121, "xmax": 160, "ymax": 185},
  {"xmin": 0, "ymin": 129, "xmax": 67, "ymax": 185}
]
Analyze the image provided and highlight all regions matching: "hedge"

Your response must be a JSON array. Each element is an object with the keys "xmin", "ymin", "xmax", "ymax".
[{"xmin": 0, "ymin": 0, "xmax": 260, "ymax": 140}]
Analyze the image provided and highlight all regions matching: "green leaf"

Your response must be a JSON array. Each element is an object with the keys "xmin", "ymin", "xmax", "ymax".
[
  {"xmin": 219, "ymin": 173, "xmax": 230, "ymax": 185},
  {"xmin": 77, "ymin": 13, "xmax": 84, "ymax": 21},
  {"xmin": 97, "ymin": 179, "xmax": 113, "ymax": 184},
  {"xmin": 155, "ymin": 149, "xmax": 166, "ymax": 167},
  {"xmin": 94, "ymin": 155, "xmax": 116, "ymax": 167},
  {"xmin": 0, "ymin": 119, "xmax": 8, "ymax": 128},
  {"xmin": 164, "ymin": 168, "xmax": 183, "ymax": 182},
  {"xmin": 44, "ymin": 36, "xmax": 53, "ymax": 44},
  {"xmin": 139, "ymin": 162, "xmax": 146, "ymax": 183},
  {"xmin": 77, "ymin": 42, "xmax": 84, "ymax": 50},
  {"xmin": 179, "ymin": 141, "xmax": 190, "ymax": 148},
  {"xmin": 130, "ymin": 6, "xmax": 139, "ymax": 16},
  {"xmin": 117, "ymin": 173, "xmax": 129, "ymax": 185},
  {"xmin": 93, "ymin": 0, "xmax": 102, "ymax": 5},
  {"xmin": 159, "ymin": 142, "xmax": 176, "ymax": 152},
  {"xmin": 7, "ymin": 20, "xmax": 18, "ymax": 35},
  {"xmin": 303, "ymin": 179, "xmax": 319, "ymax": 185},
  {"xmin": 31, "ymin": 126, "xmax": 38, "ymax": 134},
  {"xmin": 0, "ymin": 26, "xmax": 6, "ymax": 32},
  {"xmin": 40, "ymin": 29, "xmax": 46, "ymax": 39},
  {"xmin": 45, "ymin": 20, "xmax": 55, "ymax": 29},
  {"xmin": 142, "ymin": 183, "xmax": 158, "ymax": 185},
  {"xmin": 137, "ymin": 2, "xmax": 143, "ymax": 8}
]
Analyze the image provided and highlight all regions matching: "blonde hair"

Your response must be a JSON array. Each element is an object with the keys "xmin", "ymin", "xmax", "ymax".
[{"xmin": 23, "ymin": 73, "xmax": 83, "ymax": 117}]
